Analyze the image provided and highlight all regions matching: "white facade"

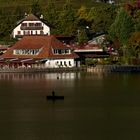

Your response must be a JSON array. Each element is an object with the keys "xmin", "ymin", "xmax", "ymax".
[
  {"xmin": 45, "ymin": 59, "xmax": 76, "ymax": 68},
  {"xmin": 12, "ymin": 20, "xmax": 50, "ymax": 39}
]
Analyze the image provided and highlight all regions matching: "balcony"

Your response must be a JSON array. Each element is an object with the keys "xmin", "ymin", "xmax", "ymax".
[{"xmin": 20, "ymin": 26, "xmax": 43, "ymax": 30}]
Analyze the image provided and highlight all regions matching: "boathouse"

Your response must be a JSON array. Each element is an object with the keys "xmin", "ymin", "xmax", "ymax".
[{"xmin": 74, "ymin": 43, "xmax": 109, "ymax": 65}]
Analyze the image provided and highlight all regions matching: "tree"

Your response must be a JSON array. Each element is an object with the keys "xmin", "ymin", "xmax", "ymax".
[
  {"xmin": 128, "ymin": 32, "xmax": 140, "ymax": 58},
  {"xmin": 76, "ymin": 5, "xmax": 90, "ymax": 43},
  {"xmin": 77, "ymin": 29, "xmax": 88, "ymax": 44},
  {"xmin": 109, "ymin": 8, "xmax": 134, "ymax": 45},
  {"xmin": 77, "ymin": 5, "xmax": 89, "ymax": 28},
  {"xmin": 57, "ymin": 0, "xmax": 77, "ymax": 35},
  {"xmin": 109, "ymin": 8, "xmax": 135, "ymax": 64},
  {"xmin": 91, "ymin": 4, "xmax": 116, "ymax": 33},
  {"xmin": 0, "ymin": 8, "xmax": 20, "ymax": 41},
  {"xmin": 31, "ymin": 0, "xmax": 42, "ymax": 17},
  {"xmin": 135, "ymin": 9, "xmax": 140, "ymax": 31},
  {"xmin": 88, "ymin": 7, "xmax": 97, "ymax": 23},
  {"xmin": 44, "ymin": 0, "xmax": 59, "ymax": 34}
]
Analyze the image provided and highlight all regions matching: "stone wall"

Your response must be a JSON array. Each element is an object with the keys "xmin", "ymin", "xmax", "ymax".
[{"xmin": 87, "ymin": 65, "xmax": 140, "ymax": 73}]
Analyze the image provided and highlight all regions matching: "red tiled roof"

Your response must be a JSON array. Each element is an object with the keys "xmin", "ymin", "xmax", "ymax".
[
  {"xmin": 84, "ymin": 44, "xmax": 102, "ymax": 49},
  {"xmin": 1, "ymin": 35, "xmax": 78, "ymax": 59},
  {"xmin": 75, "ymin": 44, "xmax": 102, "ymax": 50}
]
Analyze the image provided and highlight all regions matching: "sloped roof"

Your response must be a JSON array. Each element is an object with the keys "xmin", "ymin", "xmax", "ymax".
[
  {"xmin": 1, "ymin": 35, "xmax": 78, "ymax": 59},
  {"xmin": 23, "ymin": 14, "xmax": 39, "ymax": 21},
  {"xmin": 16, "ymin": 14, "xmax": 51, "ymax": 28}
]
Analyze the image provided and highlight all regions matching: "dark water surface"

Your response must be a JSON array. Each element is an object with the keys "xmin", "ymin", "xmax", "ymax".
[{"xmin": 0, "ymin": 72, "xmax": 140, "ymax": 140}]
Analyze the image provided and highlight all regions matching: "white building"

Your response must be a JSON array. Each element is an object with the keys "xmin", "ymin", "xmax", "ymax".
[
  {"xmin": 0, "ymin": 35, "xmax": 80, "ymax": 68},
  {"xmin": 12, "ymin": 14, "xmax": 50, "ymax": 39}
]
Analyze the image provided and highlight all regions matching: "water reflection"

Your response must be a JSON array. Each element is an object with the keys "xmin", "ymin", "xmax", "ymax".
[
  {"xmin": 1, "ymin": 73, "xmax": 140, "ymax": 140},
  {"xmin": 0, "ymin": 72, "xmax": 81, "ymax": 81}
]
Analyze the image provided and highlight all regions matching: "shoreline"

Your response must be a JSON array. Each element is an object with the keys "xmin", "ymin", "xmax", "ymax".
[
  {"xmin": 87, "ymin": 65, "xmax": 140, "ymax": 73},
  {"xmin": 0, "ymin": 65, "xmax": 140, "ymax": 73},
  {"xmin": 0, "ymin": 67, "xmax": 86, "ymax": 73}
]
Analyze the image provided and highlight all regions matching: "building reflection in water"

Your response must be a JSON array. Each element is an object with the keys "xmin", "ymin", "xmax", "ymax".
[{"xmin": 0, "ymin": 72, "xmax": 81, "ymax": 81}]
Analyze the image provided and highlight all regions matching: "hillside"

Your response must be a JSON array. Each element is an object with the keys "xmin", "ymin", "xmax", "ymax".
[
  {"xmin": 0, "ymin": 0, "xmax": 128, "ymax": 9},
  {"xmin": 0, "ymin": 0, "xmax": 130, "ymax": 43},
  {"xmin": 0, "ymin": 0, "xmax": 101, "ymax": 8}
]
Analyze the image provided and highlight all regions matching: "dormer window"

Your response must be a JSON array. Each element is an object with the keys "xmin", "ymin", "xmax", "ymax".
[
  {"xmin": 53, "ymin": 49, "xmax": 71, "ymax": 55},
  {"xmin": 13, "ymin": 48, "xmax": 41, "ymax": 55}
]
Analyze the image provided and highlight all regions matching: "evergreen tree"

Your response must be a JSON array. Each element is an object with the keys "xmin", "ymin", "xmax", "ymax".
[
  {"xmin": 109, "ymin": 8, "xmax": 135, "ymax": 64},
  {"xmin": 109, "ymin": 8, "xmax": 134, "ymax": 45}
]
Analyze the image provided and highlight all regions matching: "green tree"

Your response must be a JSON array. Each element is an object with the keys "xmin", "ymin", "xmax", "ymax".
[
  {"xmin": 91, "ymin": 4, "xmax": 116, "ymax": 33},
  {"xmin": 76, "ymin": 5, "xmax": 90, "ymax": 43},
  {"xmin": 58, "ymin": 0, "xmax": 77, "ymax": 35},
  {"xmin": 128, "ymin": 32, "xmax": 140, "ymax": 59},
  {"xmin": 78, "ymin": 29, "xmax": 88, "ymax": 44},
  {"xmin": 44, "ymin": 0, "xmax": 59, "ymax": 34},
  {"xmin": 109, "ymin": 8, "xmax": 135, "ymax": 64},
  {"xmin": 31, "ymin": 0, "xmax": 42, "ymax": 17},
  {"xmin": 88, "ymin": 7, "xmax": 97, "ymax": 23},
  {"xmin": 77, "ymin": 5, "xmax": 89, "ymax": 28},
  {"xmin": 135, "ymin": 9, "xmax": 140, "ymax": 31}
]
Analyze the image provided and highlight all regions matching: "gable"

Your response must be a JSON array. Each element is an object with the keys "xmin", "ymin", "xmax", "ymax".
[{"xmin": 14, "ymin": 14, "xmax": 50, "ymax": 30}]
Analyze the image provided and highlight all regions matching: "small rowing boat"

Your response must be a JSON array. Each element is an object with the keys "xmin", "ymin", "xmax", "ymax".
[{"xmin": 46, "ymin": 91, "xmax": 64, "ymax": 100}]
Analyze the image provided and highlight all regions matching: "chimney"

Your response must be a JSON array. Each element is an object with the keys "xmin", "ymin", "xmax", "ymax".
[{"xmin": 40, "ymin": 14, "xmax": 43, "ymax": 19}]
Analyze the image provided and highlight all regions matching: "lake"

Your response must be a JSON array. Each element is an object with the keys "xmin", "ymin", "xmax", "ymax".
[{"xmin": 0, "ymin": 72, "xmax": 140, "ymax": 140}]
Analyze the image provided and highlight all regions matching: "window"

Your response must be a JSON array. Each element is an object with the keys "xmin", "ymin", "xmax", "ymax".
[
  {"xmin": 22, "ymin": 23, "xmax": 27, "ymax": 26},
  {"xmin": 69, "ymin": 61, "xmax": 71, "ymax": 66},
  {"xmin": 24, "ymin": 31, "xmax": 29, "ymax": 35},
  {"xmin": 58, "ymin": 50, "xmax": 62, "ymax": 54},
  {"xmin": 40, "ymin": 31, "xmax": 43, "ymax": 35},
  {"xmin": 64, "ymin": 61, "xmax": 67, "ymax": 66},
  {"xmin": 35, "ymin": 23, "xmax": 41, "ymax": 27},
  {"xmin": 53, "ymin": 49, "xmax": 58, "ymax": 54},
  {"xmin": 53, "ymin": 49, "xmax": 71, "ymax": 54},
  {"xmin": 17, "ymin": 31, "xmax": 21, "ymax": 35},
  {"xmin": 55, "ymin": 61, "xmax": 59, "ymax": 65},
  {"xmin": 13, "ymin": 49, "xmax": 41, "ymax": 55},
  {"xmin": 29, "ymin": 23, "xmax": 34, "ymax": 26}
]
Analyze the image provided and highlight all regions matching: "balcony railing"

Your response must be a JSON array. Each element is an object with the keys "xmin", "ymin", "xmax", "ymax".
[{"xmin": 20, "ymin": 26, "xmax": 43, "ymax": 30}]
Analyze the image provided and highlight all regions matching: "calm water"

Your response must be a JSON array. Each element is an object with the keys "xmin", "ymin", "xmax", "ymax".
[{"xmin": 0, "ymin": 72, "xmax": 140, "ymax": 140}]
